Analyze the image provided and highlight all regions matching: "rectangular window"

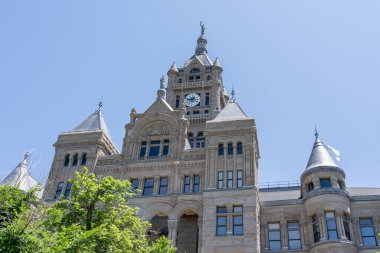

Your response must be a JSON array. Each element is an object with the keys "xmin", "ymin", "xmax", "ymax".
[
  {"xmin": 227, "ymin": 170, "xmax": 233, "ymax": 188},
  {"xmin": 216, "ymin": 206, "xmax": 227, "ymax": 236},
  {"xmin": 64, "ymin": 182, "xmax": 72, "ymax": 198},
  {"xmin": 184, "ymin": 176, "xmax": 190, "ymax": 193},
  {"xmin": 312, "ymin": 215, "xmax": 320, "ymax": 243},
  {"xmin": 237, "ymin": 170, "xmax": 243, "ymax": 188},
  {"xmin": 193, "ymin": 175, "xmax": 200, "ymax": 193},
  {"xmin": 320, "ymin": 178, "xmax": 331, "ymax": 188},
  {"xmin": 287, "ymin": 222, "xmax": 301, "ymax": 249},
  {"xmin": 139, "ymin": 141, "xmax": 147, "ymax": 158},
  {"xmin": 217, "ymin": 171, "xmax": 224, "ymax": 189},
  {"xmin": 325, "ymin": 211, "xmax": 338, "ymax": 240},
  {"xmin": 360, "ymin": 218, "xmax": 377, "ymax": 246},
  {"xmin": 237, "ymin": 142, "xmax": 243, "ymax": 155},
  {"xmin": 55, "ymin": 181, "xmax": 64, "ymax": 199},
  {"xmin": 143, "ymin": 179, "xmax": 154, "ymax": 196},
  {"xmin": 175, "ymin": 95, "xmax": 180, "ymax": 109},
  {"xmin": 205, "ymin": 92, "xmax": 210, "ymax": 106},
  {"xmin": 227, "ymin": 143, "xmax": 233, "ymax": 155},
  {"xmin": 233, "ymin": 206, "xmax": 243, "ymax": 235},
  {"xmin": 159, "ymin": 177, "xmax": 168, "ymax": 195},
  {"xmin": 218, "ymin": 144, "xmax": 224, "ymax": 156},
  {"xmin": 193, "ymin": 110, "xmax": 200, "ymax": 114},
  {"xmin": 268, "ymin": 223, "xmax": 281, "ymax": 250},
  {"xmin": 343, "ymin": 214, "xmax": 351, "ymax": 241},
  {"xmin": 149, "ymin": 140, "xmax": 161, "ymax": 157},
  {"xmin": 131, "ymin": 179, "xmax": 139, "ymax": 192},
  {"xmin": 162, "ymin": 140, "xmax": 170, "ymax": 156}
]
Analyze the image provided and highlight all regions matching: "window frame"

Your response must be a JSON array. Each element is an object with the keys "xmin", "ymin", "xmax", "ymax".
[
  {"xmin": 159, "ymin": 177, "xmax": 168, "ymax": 195},
  {"xmin": 72, "ymin": 153, "xmax": 78, "ymax": 166},
  {"xmin": 227, "ymin": 143, "xmax": 233, "ymax": 155},
  {"xmin": 343, "ymin": 214, "xmax": 351, "ymax": 241},
  {"xmin": 216, "ymin": 206, "xmax": 227, "ymax": 236},
  {"xmin": 63, "ymin": 154, "xmax": 70, "ymax": 167},
  {"xmin": 55, "ymin": 181, "xmax": 64, "ymax": 199},
  {"xmin": 227, "ymin": 170, "xmax": 233, "ymax": 188},
  {"xmin": 312, "ymin": 215, "xmax": 321, "ymax": 243},
  {"xmin": 193, "ymin": 175, "xmax": 200, "ymax": 193},
  {"xmin": 237, "ymin": 142, "xmax": 243, "ymax": 155},
  {"xmin": 320, "ymin": 178, "xmax": 331, "ymax": 188},
  {"xmin": 143, "ymin": 178, "xmax": 154, "ymax": 196},
  {"xmin": 325, "ymin": 211, "xmax": 338, "ymax": 240},
  {"xmin": 268, "ymin": 223, "xmax": 282, "ymax": 250},
  {"xmin": 218, "ymin": 144, "xmax": 224, "ymax": 156},
  {"xmin": 217, "ymin": 171, "xmax": 224, "ymax": 189},
  {"xmin": 287, "ymin": 221, "xmax": 302, "ymax": 249},
  {"xmin": 183, "ymin": 176, "xmax": 191, "ymax": 193},
  {"xmin": 80, "ymin": 153, "xmax": 87, "ymax": 166},
  {"xmin": 233, "ymin": 206, "xmax": 243, "ymax": 235},
  {"xmin": 237, "ymin": 170, "xmax": 243, "ymax": 188},
  {"xmin": 64, "ymin": 182, "xmax": 72, "ymax": 198},
  {"xmin": 360, "ymin": 218, "xmax": 378, "ymax": 246}
]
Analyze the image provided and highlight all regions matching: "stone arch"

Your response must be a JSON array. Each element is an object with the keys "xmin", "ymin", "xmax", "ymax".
[
  {"xmin": 146, "ymin": 202, "xmax": 174, "ymax": 221},
  {"xmin": 131, "ymin": 113, "xmax": 180, "ymax": 138},
  {"xmin": 172, "ymin": 201, "xmax": 202, "ymax": 219}
]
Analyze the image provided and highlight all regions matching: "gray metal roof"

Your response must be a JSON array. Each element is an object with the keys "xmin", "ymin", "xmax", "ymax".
[
  {"xmin": 184, "ymin": 54, "xmax": 213, "ymax": 67},
  {"xmin": 213, "ymin": 57, "xmax": 222, "ymax": 68},
  {"xmin": 0, "ymin": 156, "xmax": 41, "ymax": 196},
  {"xmin": 306, "ymin": 137, "xmax": 337, "ymax": 170},
  {"xmin": 70, "ymin": 109, "xmax": 111, "ymax": 138},
  {"xmin": 210, "ymin": 101, "xmax": 249, "ymax": 122}
]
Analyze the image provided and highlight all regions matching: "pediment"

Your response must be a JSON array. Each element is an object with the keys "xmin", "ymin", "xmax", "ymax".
[{"xmin": 144, "ymin": 97, "xmax": 174, "ymax": 114}]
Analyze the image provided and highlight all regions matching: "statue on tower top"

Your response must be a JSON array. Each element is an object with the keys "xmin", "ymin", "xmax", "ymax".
[{"xmin": 200, "ymin": 21, "xmax": 205, "ymax": 35}]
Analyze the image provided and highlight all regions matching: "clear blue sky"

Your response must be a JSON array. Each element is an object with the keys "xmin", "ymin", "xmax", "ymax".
[{"xmin": 1, "ymin": 1, "xmax": 379, "ymax": 187}]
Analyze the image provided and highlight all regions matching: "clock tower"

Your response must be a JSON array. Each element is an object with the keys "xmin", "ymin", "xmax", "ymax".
[{"xmin": 165, "ymin": 24, "xmax": 229, "ymax": 147}]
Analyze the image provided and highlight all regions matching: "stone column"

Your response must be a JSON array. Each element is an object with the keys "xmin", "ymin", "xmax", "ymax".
[
  {"xmin": 280, "ymin": 220, "xmax": 288, "ymax": 250},
  {"xmin": 168, "ymin": 219, "xmax": 178, "ymax": 246},
  {"xmin": 197, "ymin": 218, "xmax": 203, "ymax": 253},
  {"xmin": 351, "ymin": 217, "xmax": 362, "ymax": 246},
  {"xmin": 153, "ymin": 176, "xmax": 160, "ymax": 195},
  {"xmin": 318, "ymin": 212, "xmax": 327, "ymax": 241}
]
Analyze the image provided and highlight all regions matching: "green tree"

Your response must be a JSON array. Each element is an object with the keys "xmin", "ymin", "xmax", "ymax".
[
  {"xmin": 0, "ymin": 185, "xmax": 41, "ymax": 253},
  {"xmin": 39, "ymin": 167, "xmax": 176, "ymax": 253}
]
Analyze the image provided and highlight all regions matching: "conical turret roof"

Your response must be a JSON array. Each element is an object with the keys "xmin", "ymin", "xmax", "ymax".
[
  {"xmin": 306, "ymin": 134, "xmax": 338, "ymax": 170},
  {"xmin": 213, "ymin": 57, "xmax": 222, "ymax": 68},
  {"xmin": 1, "ymin": 154, "xmax": 40, "ymax": 194},
  {"xmin": 70, "ymin": 109, "xmax": 111, "ymax": 138}
]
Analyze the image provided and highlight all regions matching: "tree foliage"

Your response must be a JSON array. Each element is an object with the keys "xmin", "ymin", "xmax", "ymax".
[{"xmin": 0, "ymin": 168, "xmax": 176, "ymax": 253}]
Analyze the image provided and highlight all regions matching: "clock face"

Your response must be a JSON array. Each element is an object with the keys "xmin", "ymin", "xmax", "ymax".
[{"xmin": 184, "ymin": 93, "xmax": 201, "ymax": 107}]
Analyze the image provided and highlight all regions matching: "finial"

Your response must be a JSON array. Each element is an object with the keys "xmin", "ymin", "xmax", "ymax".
[
  {"xmin": 24, "ymin": 152, "xmax": 29, "ymax": 161},
  {"xmin": 200, "ymin": 21, "xmax": 205, "ymax": 35},
  {"xmin": 96, "ymin": 96, "xmax": 103, "ymax": 112},
  {"xmin": 230, "ymin": 86, "xmax": 236, "ymax": 102},
  {"xmin": 314, "ymin": 125, "xmax": 319, "ymax": 140},
  {"xmin": 160, "ymin": 75, "xmax": 165, "ymax": 89}
]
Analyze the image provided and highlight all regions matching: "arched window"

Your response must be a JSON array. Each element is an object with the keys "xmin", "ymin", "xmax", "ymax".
[
  {"xmin": 218, "ymin": 144, "xmax": 224, "ymax": 156},
  {"xmin": 188, "ymin": 132, "xmax": 194, "ymax": 148},
  {"xmin": 63, "ymin": 154, "xmax": 70, "ymax": 167},
  {"xmin": 237, "ymin": 142, "xmax": 243, "ymax": 155},
  {"xmin": 227, "ymin": 143, "xmax": 233, "ymax": 155},
  {"xmin": 196, "ymin": 132, "xmax": 205, "ymax": 148},
  {"xmin": 81, "ymin": 153, "xmax": 87, "ymax": 166},
  {"xmin": 72, "ymin": 154, "xmax": 78, "ymax": 166}
]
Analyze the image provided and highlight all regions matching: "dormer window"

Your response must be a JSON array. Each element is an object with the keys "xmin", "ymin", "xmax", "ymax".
[
  {"xmin": 189, "ymin": 68, "xmax": 201, "ymax": 82},
  {"xmin": 190, "ymin": 68, "xmax": 200, "ymax": 73}
]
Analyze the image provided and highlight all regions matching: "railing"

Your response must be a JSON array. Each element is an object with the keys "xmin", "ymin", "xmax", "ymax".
[
  {"xmin": 171, "ymin": 80, "xmax": 217, "ymax": 89},
  {"xmin": 259, "ymin": 180, "xmax": 300, "ymax": 189}
]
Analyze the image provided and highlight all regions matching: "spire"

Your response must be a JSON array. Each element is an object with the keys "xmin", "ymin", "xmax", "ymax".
[
  {"xmin": 306, "ymin": 131, "xmax": 337, "ymax": 170},
  {"xmin": 168, "ymin": 62, "xmax": 178, "ymax": 73},
  {"xmin": 70, "ymin": 101, "xmax": 111, "ymax": 138},
  {"xmin": 213, "ymin": 57, "xmax": 222, "ymax": 68},
  {"xmin": 195, "ymin": 21, "xmax": 208, "ymax": 55},
  {"xmin": 1, "ymin": 153, "xmax": 40, "ymax": 194}
]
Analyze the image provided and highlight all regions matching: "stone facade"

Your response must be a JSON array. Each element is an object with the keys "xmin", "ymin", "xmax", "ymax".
[{"xmin": 43, "ymin": 27, "xmax": 380, "ymax": 253}]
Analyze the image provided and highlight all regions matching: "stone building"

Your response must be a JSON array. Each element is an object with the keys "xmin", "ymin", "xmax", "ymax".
[{"xmin": 43, "ymin": 26, "xmax": 380, "ymax": 253}]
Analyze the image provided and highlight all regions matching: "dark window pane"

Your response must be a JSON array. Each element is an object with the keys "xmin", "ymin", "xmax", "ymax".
[
  {"xmin": 159, "ymin": 178, "xmax": 168, "ymax": 195},
  {"xmin": 227, "ymin": 143, "xmax": 233, "ymax": 155},
  {"xmin": 64, "ymin": 155, "xmax": 70, "ymax": 166},
  {"xmin": 149, "ymin": 146, "xmax": 160, "ymax": 157},
  {"xmin": 143, "ymin": 179, "xmax": 154, "ymax": 195},
  {"xmin": 237, "ymin": 142, "xmax": 243, "ymax": 154},
  {"xmin": 361, "ymin": 227, "xmax": 375, "ymax": 236},
  {"xmin": 218, "ymin": 144, "xmax": 224, "ymax": 156},
  {"xmin": 131, "ymin": 179, "xmax": 139, "ymax": 190},
  {"xmin": 140, "ymin": 147, "xmax": 146, "ymax": 158},
  {"xmin": 363, "ymin": 237, "xmax": 377, "ymax": 246},
  {"xmin": 288, "ymin": 230, "xmax": 301, "ymax": 240},
  {"xmin": 307, "ymin": 182, "xmax": 314, "ymax": 192},
  {"xmin": 289, "ymin": 240, "xmax": 301, "ymax": 249},
  {"xmin": 163, "ymin": 145, "xmax": 169, "ymax": 156},
  {"xmin": 72, "ymin": 154, "xmax": 78, "ymax": 166},
  {"xmin": 64, "ymin": 182, "xmax": 72, "ymax": 198},
  {"xmin": 328, "ymin": 231, "xmax": 338, "ymax": 240},
  {"xmin": 269, "ymin": 241, "xmax": 281, "ymax": 250},
  {"xmin": 320, "ymin": 178, "xmax": 331, "ymax": 188},
  {"xmin": 80, "ymin": 153, "xmax": 87, "ymax": 165},
  {"xmin": 269, "ymin": 231, "xmax": 281, "ymax": 241},
  {"xmin": 216, "ymin": 207, "xmax": 227, "ymax": 213}
]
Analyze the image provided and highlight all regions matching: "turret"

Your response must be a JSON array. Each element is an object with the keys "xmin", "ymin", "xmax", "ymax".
[{"xmin": 301, "ymin": 130, "xmax": 356, "ymax": 253}]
